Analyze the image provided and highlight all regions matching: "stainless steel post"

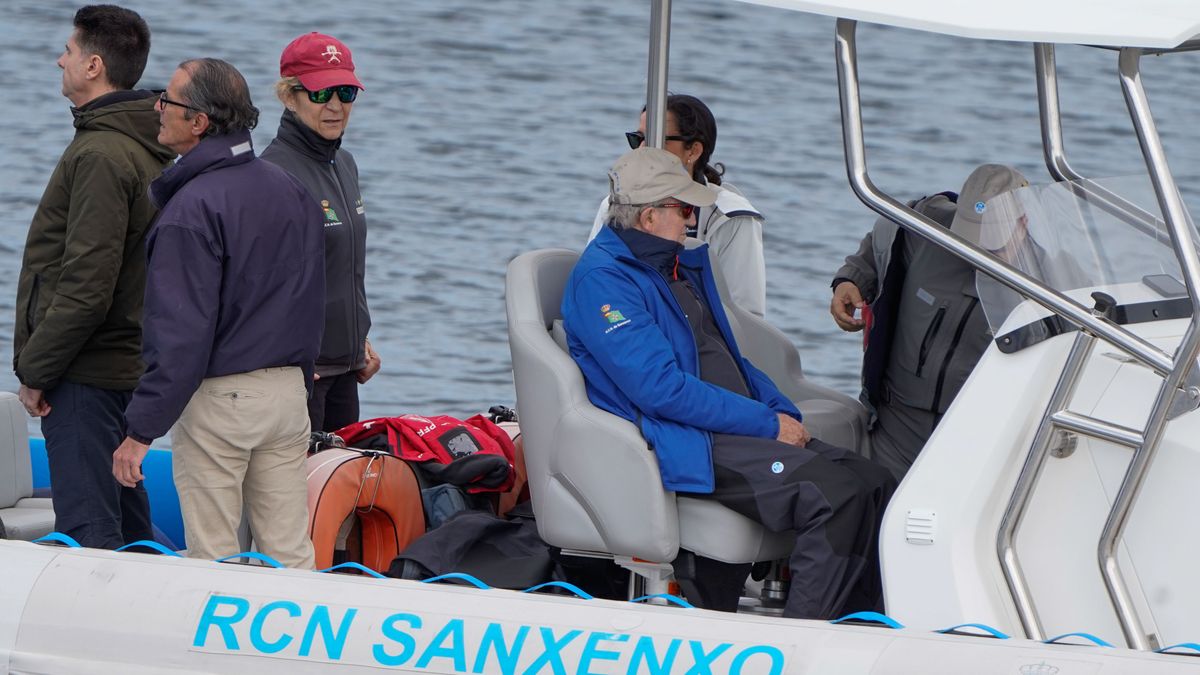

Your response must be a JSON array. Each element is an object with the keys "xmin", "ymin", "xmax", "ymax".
[
  {"xmin": 833, "ymin": 19, "xmax": 1173, "ymax": 376},
  {"xmin": 1096, "ymin": 47, "xmax": 1200, "ymax": 651},
  {"xmin": 1035, "ymin": 43, "xmax": 1074, "ymax": 183},
  {"xmin": 996, "ymin": 331, "xmax": 1098, "ymax": 640},
  {"xmin": 645, "ymin": 0, "xmax": 672, "ymax": 148}
]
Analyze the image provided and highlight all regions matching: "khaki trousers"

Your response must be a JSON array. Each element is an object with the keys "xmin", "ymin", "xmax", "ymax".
[{"xmin": 172, "ymin": 367, "xmax": 315, "ymax": 569}]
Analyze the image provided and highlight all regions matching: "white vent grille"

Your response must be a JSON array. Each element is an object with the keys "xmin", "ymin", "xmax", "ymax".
[{"xmin": 905, "ymin": 509, "xmax": 937, "ymax": 545}]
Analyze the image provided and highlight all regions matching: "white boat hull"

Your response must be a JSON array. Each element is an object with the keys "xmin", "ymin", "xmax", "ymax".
[{"xmin": 1, "ymin": 541, "xmax": 1194, "ymax": 674}]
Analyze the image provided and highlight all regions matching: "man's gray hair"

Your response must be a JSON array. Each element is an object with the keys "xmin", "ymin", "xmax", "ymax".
[
  {"xmin": 178, "ymin": 58, "xmax": 260, "ymax": 137},
  {"xmin": 605, "ymin": 198, "xmax": 676, "ymax": 231}
]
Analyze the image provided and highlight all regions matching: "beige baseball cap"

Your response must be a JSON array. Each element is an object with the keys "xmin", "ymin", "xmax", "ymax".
[
  {"xmin": 950, "ymin": 164, "xmax": 1030, "ymax": 250},
  {"xmin": 608, "ymin": 147, "xmax": 717, "ymax": 208}
]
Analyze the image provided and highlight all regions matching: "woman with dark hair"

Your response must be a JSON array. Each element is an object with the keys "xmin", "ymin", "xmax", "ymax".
[
  {"xmin": 590, "ymin": 94, "xmax": 767, "ymax": 317},
  {"xmin": 261, "ymin": 33, "xmax": 380, "ymax": 432}
]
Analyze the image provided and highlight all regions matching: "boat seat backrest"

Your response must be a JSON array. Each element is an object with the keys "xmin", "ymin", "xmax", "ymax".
[
  {"xmin": 0, "ymin": 392, "xmax": 32, "ymax": 509},
  {"xmin": 507, "ymin": 248, "xmax": 681, "ymax": 562},
  {"xmin": 0, "ymin": 391, "xmax": 54, "ymax": 542},
  {"xmin": 506, "ymin": 247, "xmax": 800, "ymax": 566}
]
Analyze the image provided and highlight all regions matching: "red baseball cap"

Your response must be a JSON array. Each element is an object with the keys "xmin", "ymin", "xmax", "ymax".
[{"xmin": 280, "ymin": 32, "xmax": 365, "ymax": 91}]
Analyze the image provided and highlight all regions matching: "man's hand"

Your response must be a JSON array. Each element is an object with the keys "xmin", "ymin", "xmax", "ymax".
[
  {"xmin": 18, "ymin": 385, "xmax": 51, "ymax": 417},
  {"xmin": 776, "ymin": 413, "xmax": 811, "ymax": 448},
  {"xmin": 831, "ymin": 281, "xmax": 866, "ymax": 332},
  {"xmin": 112, "ymin": 436, "xmax": 151, "ymax": 488},
  {"xmin": 356, "ymin": 340, "xmax": 381, "ymax": 384}
]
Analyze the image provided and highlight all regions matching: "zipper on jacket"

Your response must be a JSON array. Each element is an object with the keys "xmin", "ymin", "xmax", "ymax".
[
  {"xmin": 628, "ymin": 256, "xmax": 702, "ymax": 374},
  {"xmin": 683, "ymin": 259, "xmax": 758, "ymax": 395},
  {"xmin": 328, "ymin": 161, "xmax": 362, "ymax": 372},
  {"xmin": 931, "ymin": 297, "xmax": 979, "ymax": 413},
  {"xmin": 916, "ymin": 306, "xmax": 947, "ymax": 377}
]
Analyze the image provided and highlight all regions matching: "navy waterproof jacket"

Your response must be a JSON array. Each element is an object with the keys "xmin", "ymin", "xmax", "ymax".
[
  {"xmin": 562, "ymin": 227, "xmax": 801, "ymax": 493},
  {"xmin": 124, "ymin": 130, "xmax": 325, "ymax": 443},
  {"xmin": 261, "ymin": 111, "xmax": 370, "ymax": 378}
]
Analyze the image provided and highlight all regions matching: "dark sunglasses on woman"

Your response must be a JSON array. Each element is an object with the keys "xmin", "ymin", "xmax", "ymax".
[
  {"xmin": 625, "ymin": 130, "xmax": 689, "ymax": 149},
  {"xmin": 293, "ymin": 85, "xmax": 360, "ymax": 104}
]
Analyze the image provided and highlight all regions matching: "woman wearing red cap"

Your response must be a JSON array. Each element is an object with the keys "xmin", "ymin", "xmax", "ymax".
[{"xmin": 262, "ymin": 32, "xmax": 380, "ymax": 433}]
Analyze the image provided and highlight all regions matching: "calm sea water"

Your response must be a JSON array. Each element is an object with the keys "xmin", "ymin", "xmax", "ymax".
[{"xmin": 3, "ymin": 0, "xmax": 1199, "ymax": 424}]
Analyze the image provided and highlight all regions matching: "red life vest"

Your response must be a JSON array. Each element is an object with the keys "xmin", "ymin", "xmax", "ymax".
[{"xmin": 336, "ymin": 414, "xmax": 516, "ymax": 494}]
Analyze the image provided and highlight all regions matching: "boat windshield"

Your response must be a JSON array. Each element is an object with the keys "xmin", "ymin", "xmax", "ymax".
[{"xmin": 974, "ymin": 175, "xmax": 1193, "ymax": 343}]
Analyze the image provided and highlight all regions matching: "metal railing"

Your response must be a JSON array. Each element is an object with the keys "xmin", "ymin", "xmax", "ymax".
[
  {"xmin": 1095, "ymin": 46, "xmax": 1200, "ymax": 651},
  {"xmin": 833, "ymin": 20, "xmax": 1173, "ymax": 376},
  {"xmin": 997, "ymin": 328, "xmax": 1108, "ymax": 640},
  {"xmin": 833, "ymin": 18, "xmax": 1200, "ymax": 650},
  {"xmin": 1035, "ymin": 44, "xmax": 1169, "ymax": 240}
]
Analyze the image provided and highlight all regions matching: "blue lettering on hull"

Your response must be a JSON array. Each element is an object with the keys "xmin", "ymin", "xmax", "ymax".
[{"xmin": 190, "ymin": 592, "xmax": 791, "ymax": 673}]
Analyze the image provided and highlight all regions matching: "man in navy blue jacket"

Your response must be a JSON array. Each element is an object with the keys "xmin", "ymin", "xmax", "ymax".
[
  {"xmin": 112, "ymin": 58, "xmax": 324, "ymax": 568},
  {"xmin": 563, "ymin": 147, "xmax": 894, "ymax": 619}
]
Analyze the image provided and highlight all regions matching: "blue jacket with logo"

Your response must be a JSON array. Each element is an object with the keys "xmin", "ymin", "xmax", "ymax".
[{"xmin": 562, "ymin": 226, "xmax": 801, "ymax": 493}]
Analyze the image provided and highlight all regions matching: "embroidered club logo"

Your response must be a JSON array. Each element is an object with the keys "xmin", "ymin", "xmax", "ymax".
[
  {"xmin": 320, "ymin": 199, "xmax": 340, "ymax": 222},
  {"xmin": 771, "ymin": 461, "xmax": 784, "ymax": 474},
  {"xmin": 601, "ymin": 304, "xmax": 626, "ymax": 324},
  {"xmin": 974, "ymin": 201, "xmax": 987, "ymax": 214},
  {"xmin": 322, "ymin": 45, "xmax": 343, "ymax": 64}
]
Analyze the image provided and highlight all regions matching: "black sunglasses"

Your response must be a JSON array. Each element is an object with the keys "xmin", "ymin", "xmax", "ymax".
[
  {"xmin": 293, "ymin": 85, "xmax": 359, "ymax": 104},
  {"xmin": 625, "ymin": 130, "xmax": 689, "ymax": 149},
  {"xmin": 158, "ymin": 91, "xmax": 201, "ymax": 112}
]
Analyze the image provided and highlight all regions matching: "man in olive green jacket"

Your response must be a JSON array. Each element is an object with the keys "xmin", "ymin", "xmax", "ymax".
[{"xmin": 13, "ymin": 6, "xmax": 172, "ymax": 548}]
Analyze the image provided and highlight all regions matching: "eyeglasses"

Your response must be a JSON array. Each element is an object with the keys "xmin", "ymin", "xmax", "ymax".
[
  {"xmin": 655, "ymin": 202, "xmax": 696, "ymax": 219},
  {"xmin": 293, "ymin": 85, "xmax": 359, "ymax": 104},
  {"xmin": 625, "ymin": 130, "xmax": 689, "ymax": 149},
  {"xmin": 158, "ymin": 91, "xmax": 200, "ymax": 112}
]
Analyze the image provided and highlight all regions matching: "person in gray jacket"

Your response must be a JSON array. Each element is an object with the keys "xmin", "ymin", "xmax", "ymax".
[
  {"xmin": 830, "ymin": 164, "xmax": 1029, "ymax": 479},
  {"xmin": 262, "ymin": 32, "xmax": 380, "ymax": 432},
  {"xmin": 590, "ymin": 95, "xmax": 768, "ymax": 317}
]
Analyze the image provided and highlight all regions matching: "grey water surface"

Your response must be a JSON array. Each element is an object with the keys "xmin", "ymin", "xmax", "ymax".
[{"xmin": 3, "ymin": 0, "xmax": 1198, "ymax": 424}]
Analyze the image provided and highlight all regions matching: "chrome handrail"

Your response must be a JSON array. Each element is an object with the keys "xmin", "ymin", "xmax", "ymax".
[
  {"xmin": 1050, "ymin": 411, "xmax": 1143, "ymax": 448},
  {"xmin": 836, "ymin": 18, "xmax": 1200, "ymax": 649},
  {"xmin": 1035, "ymin": 44, "xmax": 1172, "ymax": 249},
  {"xmin": 1095, "ymin": 47, "xmax": 1200, "ymax": 651},
  {"xmin": 997, "ymin": 329, "xmax": 1099, "ymax": 640},
  {"xmin": 833, "ymin": 19, "xmax": 1173, "ymax": 377}
]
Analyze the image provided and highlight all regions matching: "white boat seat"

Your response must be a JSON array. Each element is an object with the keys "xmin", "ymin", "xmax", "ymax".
[
  {"xmin": 507, "ymin": 246, "xmax": 852, "ymax": 568},
  {"xmin": 0, "ymin": 392, "xmax": 54, "ymax": 541}
]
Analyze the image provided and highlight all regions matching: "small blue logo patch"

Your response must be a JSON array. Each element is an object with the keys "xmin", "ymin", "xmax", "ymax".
[
  {"xmin": 771, "ymin": 461, "xmax": 784, "ymax": 474},
  {"xmin": 974, "ymin": 201, "xmax": 986, "ymax": 214}
]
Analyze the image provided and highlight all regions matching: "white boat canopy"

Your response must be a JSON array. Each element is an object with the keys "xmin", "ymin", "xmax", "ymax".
[{"xmin": 730, "ymin": 0, "xmax": 1200, "ymax": 49}]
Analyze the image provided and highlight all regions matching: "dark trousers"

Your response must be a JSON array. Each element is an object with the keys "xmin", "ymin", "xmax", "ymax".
[
  {"xmin": 307, "ymin": 371, "xmax": 361, "ymax": 433},
  {"xmin": 41, "ymin": 381, "xmax": 153, "ymax": 549},
  {"xmin": 699, "ymin": 435, "xmax": 896, "ymax": 620},
  {"xmin": 870, "ymin": 398, "xmax": 940, "ymax": 481}
]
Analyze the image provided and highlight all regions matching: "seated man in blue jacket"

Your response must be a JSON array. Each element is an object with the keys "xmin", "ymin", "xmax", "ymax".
[{"xmin": 562, "ymin": 146, "xmax": 895, "ymax": 620}]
